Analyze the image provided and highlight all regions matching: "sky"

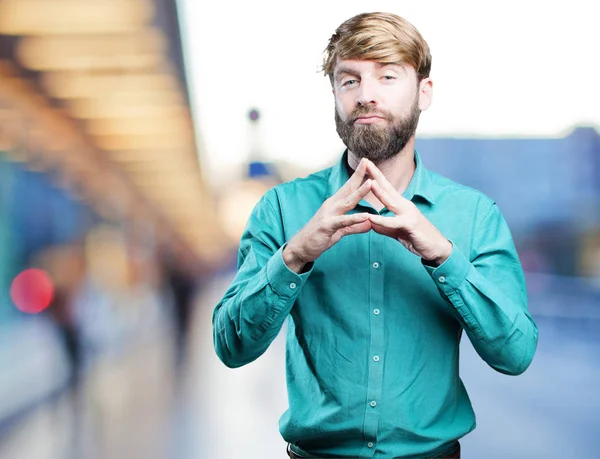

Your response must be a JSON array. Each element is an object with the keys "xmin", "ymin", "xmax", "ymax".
[{"xmin": 177, "ymin": 0, "xmax": 599, "ymax": 188}]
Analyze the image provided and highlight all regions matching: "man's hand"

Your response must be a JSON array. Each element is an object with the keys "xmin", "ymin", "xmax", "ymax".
[
  {"xmin": 283, "ymin": 158, "xmax": 373, "ymax": 273},
  {"xmin": 365, "ymin": 160, "xmax": 452, "ymax": 266}
]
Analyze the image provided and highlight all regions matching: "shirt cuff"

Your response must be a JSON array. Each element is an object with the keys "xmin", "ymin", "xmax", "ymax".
[
  {"xmin": 266, "ymin": 244, "xmax": 313, "ymax": 298},
  {"xmin": 422, "ymin": 241, "xmax": 471, "ymax": 292}
]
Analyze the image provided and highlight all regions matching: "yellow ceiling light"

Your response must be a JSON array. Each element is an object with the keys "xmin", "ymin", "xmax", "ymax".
[
  {"xmin": 0, "ymin": 0, "xmax": 154, "ymax": 35},
  {"xmin": 18, "ymin": 47, "xmax": 160, "ymax": 72},
  {"xmin": 69, "ymin": 100, "xmax": 183, "ymax": 119},
  {"xmin": 107, "ymin": 149, "xmax": 174, "ymax": 162},
  {"xmin": 76, "ymin": 90, "xmax": 183, "ymax": 109},
  {"xmin": 128, "ymin": 171, "xmax": 201, "ymax": 184},
  {"xmin": 17, "ymin": 28, "xmax": 167, "ymax": 72},
  {"xmin": 95, "ymin": 133, "xmax": 190, "ymax": 151},
  {"xmin": 148, "ymin": 199, "xmax": 203, "ymax": 210},
  {"xmin": 43, "ymin": 71, "xmax": 178, "ymax": 100},
  {"xmin": 86, "ymin": 115, "xmax": 189, "ymax": 136},
  {"xmin": 133, "ymin": 192, "xmax": 197, "ymax": 206},
  {"xmin": 130, "ymin": 177, "xmax": 202, "ymax": 193},
  {"xmin": 139, "ymin": 182, "xmax": 202, "ymax": 195},
  {"xmin": 118, "ymin": 160, "xmax": 198, "ymax": 174},
  {"xmin": 146, "ymin": 198, "xmax": 201, "ymax": 211},
  {"xmin": 123, "ymin": 175, "xmax": 200, "ymax": 190}
]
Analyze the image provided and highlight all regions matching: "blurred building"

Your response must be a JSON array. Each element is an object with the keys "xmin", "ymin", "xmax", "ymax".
[
  {"xmin": 416, "ymin": 126, "xmax": 600, "ymax": 278},
  {"xmin": 0, "ymin": 0, "xmax": 233, "ymax": 440}
]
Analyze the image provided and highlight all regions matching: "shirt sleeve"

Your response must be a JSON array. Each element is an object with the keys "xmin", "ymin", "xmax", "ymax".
[
  {"xmin": 212, "ymin": 190, "xmax": 312, "ymax": 368},
  {"xmin": 423, "ymin": 203, "xmax": 538, "ymax": 375}
]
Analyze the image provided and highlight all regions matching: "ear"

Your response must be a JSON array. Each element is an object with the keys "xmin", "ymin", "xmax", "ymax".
[{"xmin": 418, "ymin": 77, "xmax": 433, "ymax": 111}]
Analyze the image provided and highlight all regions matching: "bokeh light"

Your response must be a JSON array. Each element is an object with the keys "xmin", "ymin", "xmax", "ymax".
[{"xmin": 10, "ymin": 268, "xmax": 55, "ymax": 314}]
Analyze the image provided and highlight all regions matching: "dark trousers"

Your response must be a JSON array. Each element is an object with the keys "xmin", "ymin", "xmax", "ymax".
[{"xmin": 287, "ymin": 442, "xmax": 460, "ymax": 458}]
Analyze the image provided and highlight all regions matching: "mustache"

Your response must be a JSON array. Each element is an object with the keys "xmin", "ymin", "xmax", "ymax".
[{"xmin": 349, "ymin": 106, "xmax": 392, "ymax": 123}]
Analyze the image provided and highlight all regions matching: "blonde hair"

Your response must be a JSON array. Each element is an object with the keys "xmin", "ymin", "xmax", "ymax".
[{"xmin": 323, "ymin": 12, "xmax": 432, "ymax": 81}]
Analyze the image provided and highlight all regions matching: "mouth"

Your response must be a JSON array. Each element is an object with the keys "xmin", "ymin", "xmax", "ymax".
[{"xmin": 353, "ymin": 115, "xmax": 385, "ymax": 125}]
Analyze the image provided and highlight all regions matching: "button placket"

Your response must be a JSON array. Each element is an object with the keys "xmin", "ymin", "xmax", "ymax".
[{"xmin": 363, "ymin": 232, "xmax": 384, "ymax": 457}]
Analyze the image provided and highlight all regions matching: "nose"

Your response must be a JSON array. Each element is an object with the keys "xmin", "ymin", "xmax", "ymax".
[{"xmin": 356, "ymin": 78, "xmax": 377, "ymax": 107}]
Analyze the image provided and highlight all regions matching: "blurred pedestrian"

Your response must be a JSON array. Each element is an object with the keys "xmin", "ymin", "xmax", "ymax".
[
  {"xmin": 164, "ymin": 259, "xmax": 197, "ymax": 370},
  {"xmin": 38, "ymin": 244, "xmax": 86, "ymax": 392}
]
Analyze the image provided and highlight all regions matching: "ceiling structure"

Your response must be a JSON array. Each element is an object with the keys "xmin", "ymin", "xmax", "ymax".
[{"xmin": 0, "ymin": 0, "xmax": 232, "ymax": 267}]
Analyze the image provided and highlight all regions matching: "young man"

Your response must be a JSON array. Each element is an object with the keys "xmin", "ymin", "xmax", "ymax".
[{"xmin": 213, "ymin": 12, "xmax": 538, "ymax": 459}]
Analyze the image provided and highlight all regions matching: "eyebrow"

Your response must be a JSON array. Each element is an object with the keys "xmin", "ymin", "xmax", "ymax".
[
  {"xmin": 334, "ymin": 63, "xmax": 403, "ymax": 81},
  {"xmin": 334, "ymin": 66, "xmax": 360, "ymax": 81}
]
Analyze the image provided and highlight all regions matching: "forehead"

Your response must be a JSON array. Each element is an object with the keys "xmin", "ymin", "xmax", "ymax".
[{"xmin": 333, "ymin": 59, "xmax": 409, "ymax": 76}]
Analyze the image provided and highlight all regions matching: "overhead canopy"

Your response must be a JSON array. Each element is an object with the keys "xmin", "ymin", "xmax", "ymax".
[{"xmin": 0, "ymin": 0, "xmax": 232, "ymax": 267}]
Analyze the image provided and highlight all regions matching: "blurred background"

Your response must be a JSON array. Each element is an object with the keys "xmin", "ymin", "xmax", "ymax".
[{"xmin": 0, "ymin": 0, "xmax": 598, "ymax": 458}]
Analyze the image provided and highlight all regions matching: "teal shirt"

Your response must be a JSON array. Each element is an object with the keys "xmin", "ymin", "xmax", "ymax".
[{"xmin": 213, "ymin": 151, "xmax": 538, "ymax": 459}]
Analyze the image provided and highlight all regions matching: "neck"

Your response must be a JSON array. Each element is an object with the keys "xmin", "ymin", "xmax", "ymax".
[{"xmin": 347, "ymin": 140, "xmax": 416, "ymax": 197}]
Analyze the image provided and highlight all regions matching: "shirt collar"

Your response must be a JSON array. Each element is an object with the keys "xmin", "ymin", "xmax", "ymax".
[{"xmin": 326, "ymin": 150, "xmax": 436, "ymax": 205}]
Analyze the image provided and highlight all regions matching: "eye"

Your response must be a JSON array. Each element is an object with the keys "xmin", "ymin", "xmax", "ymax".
[
  {"xmin": 382, "ymin": 75, "xmax": 396, "ymax": 81},
  {"xmin": 342, "ymin": 78, "xmax": 357, "ymax": 87}
]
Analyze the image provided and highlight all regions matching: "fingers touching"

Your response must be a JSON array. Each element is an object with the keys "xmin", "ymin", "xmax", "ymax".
[
  {"xmin": 343, "ymin": 157, "xmax": 369, "ymax": 194},
  {"xmin": 340, "ymin": 178, "xmax": 372, "ymax": 212},
  {"xmin": 331, "ymin": 213, "xmax": 370, "ymax": 231}
]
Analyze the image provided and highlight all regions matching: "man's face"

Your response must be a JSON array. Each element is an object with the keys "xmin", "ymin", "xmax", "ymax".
[{"xmin": 333, "ymin": 59, "xmax": 431, "ymax": 163}]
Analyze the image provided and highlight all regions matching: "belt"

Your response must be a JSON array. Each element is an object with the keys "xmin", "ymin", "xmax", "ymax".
[{"xmin": 287, "ymin": 442, "xmax": 460, "ymax": 459}]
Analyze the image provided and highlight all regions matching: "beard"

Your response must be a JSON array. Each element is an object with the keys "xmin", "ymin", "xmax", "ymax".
[{"xmin": 335, "ymin": 98, "xmax": 421, "ymax": 163}]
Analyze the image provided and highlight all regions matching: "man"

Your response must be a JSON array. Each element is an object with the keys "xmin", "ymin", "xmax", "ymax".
[{"xmin": 212, "ymin": 12, "xmax": 538, "ymax": 459}]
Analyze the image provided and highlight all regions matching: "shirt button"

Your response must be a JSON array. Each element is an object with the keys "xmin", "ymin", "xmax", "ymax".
[
  {"xmin": 370, "ymin": 400, "xmax": 377, "ymax": 407},
  {"xmin": 373, "ymin": 356, "xmax": 380, "ymax": 362},
  {"xmin": 372, "ymin": 262, "xmax": 379, "ymax": 269},
  {"xmin": 438, "ymin": 276, "xmax": 446, "ymax": 283},
  {"xmin": 367, "ymin": 442, "xmax": 374, "ymax": 448},
  {"xmin": 373, "ymin": 309, "xmax": 380, "ymax": 315},
  {"xmin": 289, "ymin": 282, "xmax": 297, "ymax": 289}
]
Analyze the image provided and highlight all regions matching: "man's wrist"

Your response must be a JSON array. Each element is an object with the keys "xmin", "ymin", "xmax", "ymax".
[
  {"xmin": 424, "ymin": 240, "xmax": 453, "ymax": 267},
  {"xmin": 282, "ymin": 242, "xmax": 309, "ymax": 274}
]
